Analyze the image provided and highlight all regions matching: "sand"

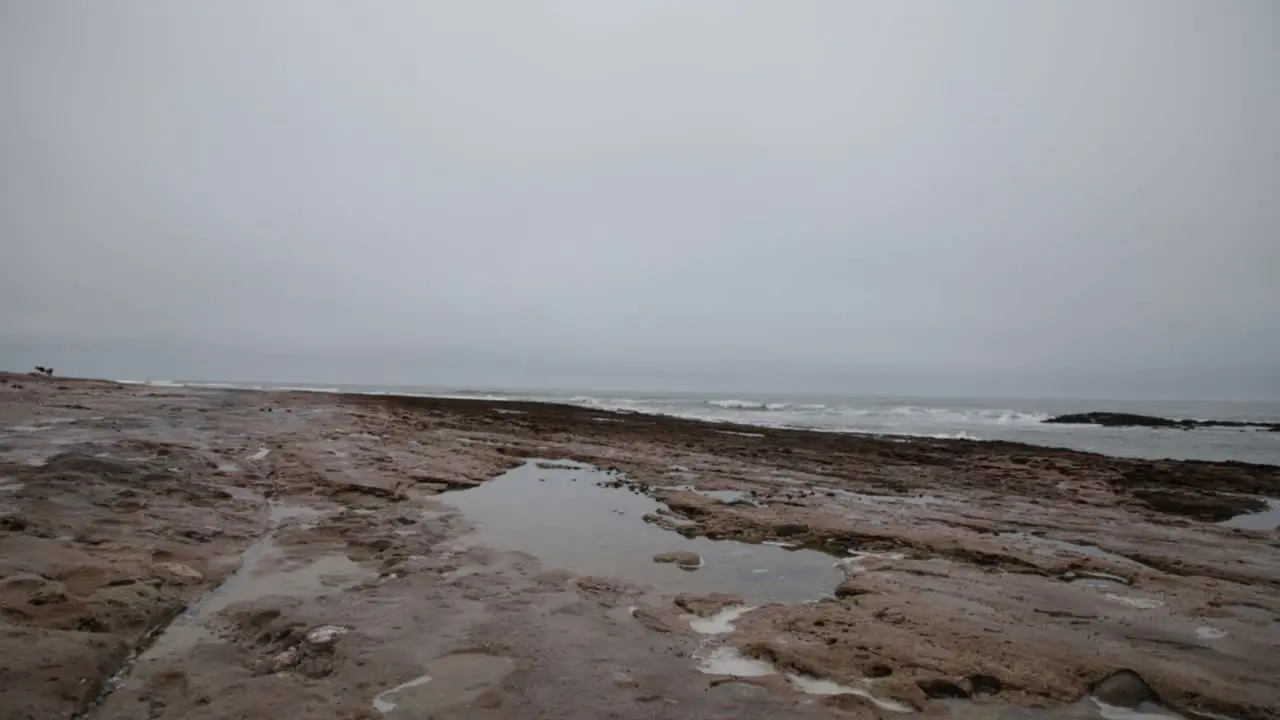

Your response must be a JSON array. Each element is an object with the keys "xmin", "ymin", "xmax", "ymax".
[{"xmin": 1, "ymin": 373, "xmax": 1276, "ymax": 720}]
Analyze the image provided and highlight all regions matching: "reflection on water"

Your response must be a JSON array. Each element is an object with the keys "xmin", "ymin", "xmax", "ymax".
[
  {"xmin": 1218, "ymin": 498, "xmax": 1280, "ymax": 531},
  {"xmin": 444, "ymin": 461, "xmax": 843, "ymax": 603}
]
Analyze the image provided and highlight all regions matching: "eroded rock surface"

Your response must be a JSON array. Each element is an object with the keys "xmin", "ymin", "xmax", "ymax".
[{"xmin": 0, "ymin": 374, "xmax": 1276, "ymax": 720}]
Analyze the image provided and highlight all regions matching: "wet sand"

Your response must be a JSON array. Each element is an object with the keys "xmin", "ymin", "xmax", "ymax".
[{"xmin": 1, "ymin": 374, "xmax": 1277, "ymax": 720}]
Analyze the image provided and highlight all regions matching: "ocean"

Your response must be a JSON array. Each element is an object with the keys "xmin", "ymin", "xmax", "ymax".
[{"xmin": 132, "ymin": 381, "xmax": 1280, "ymax": 466}]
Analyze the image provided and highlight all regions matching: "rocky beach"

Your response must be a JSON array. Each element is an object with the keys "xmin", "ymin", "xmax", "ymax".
[{"xmin": 1, "ymin": 374, "xmax": 1277, "ymax": 720}]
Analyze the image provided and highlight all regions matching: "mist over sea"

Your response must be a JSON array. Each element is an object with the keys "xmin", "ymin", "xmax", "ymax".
[{"xmin": 127, "ymin": 380, "xmax": 1280, "ymax": 466}]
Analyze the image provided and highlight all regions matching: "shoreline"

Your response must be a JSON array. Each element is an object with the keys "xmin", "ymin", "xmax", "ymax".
[
  {"xmin": 70, "ymin": 375, "xmax": 1280, "ymax": 468},
  {"xmin": 1, "ymin": 374, "xmax": 1278, "ymax": 719}
]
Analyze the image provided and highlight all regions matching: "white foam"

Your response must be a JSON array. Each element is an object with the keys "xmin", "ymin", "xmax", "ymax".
[
  {"xmin": 786, "ymin": 674, "xmax": 913, "ymax": 712},
  {"xmin": 697, "ymin": 647, "xmax": 775, "ymax": 677},
  {"xmin": 373, "ymin": 673, "xmax": 433, "ymax": 713},
  {"xmin": 709, "ymin": 399, "xmax": 769, "ymax": 410},
  {"xmin": 689, "ymin": 606, "xmax": 756, "ymax": 634},
  {"xmin": 1195, "ymin": 626, "xmax": 1227, "ymax": 640},
  {"xmin": 246, "ymin": 448, "xmax": 271, "ymax": 461}
]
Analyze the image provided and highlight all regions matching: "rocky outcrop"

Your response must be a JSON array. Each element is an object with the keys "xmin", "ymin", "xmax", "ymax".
[{"xmin": 1045, "ymin": 412, "xmax": 1280, "ymax": 432}]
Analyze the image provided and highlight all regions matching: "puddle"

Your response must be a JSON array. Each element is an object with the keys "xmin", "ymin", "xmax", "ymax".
[
  {"xmin": 443, "ymin": 462, "xmax": 843, "ymax": 603},
  {"xmin": 373, "ymin": 653, "xmax": 515, "ymax": 717},
  {"xmin": 698, "ymin": 646, "xmax": 775, "ymax": 677},
  {"xmin": 1218, "ymin": 498, "xmax": 1280, "ymax": 531},
  {"xmin": 141, "ymin": 502, "xmax": 373, "ymax": 659}
]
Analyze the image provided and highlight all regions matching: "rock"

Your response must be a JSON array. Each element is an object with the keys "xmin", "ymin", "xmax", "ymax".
[
  {"xmin": 1045, "ymin": 412, "xmax": 1280, "ymax": 432},
  {"xmin": 1092, "ymin": 669, "xmax": 1156, "ymax": 708},
  {"xmin": 304, "ymin": 625, "xmax": 350, "ymax": 647},
  {"xmin": 917, "ymin": 678, "xmax": 970, "ymax": 699},
  {"xmin": 631, "ymin": 606, "xmax": 680, "ymax": 633},
  {"xmin": 0, "ymin": 513, "xmax": 28, "ymax": 531},
  {"xmin": 966, "ymin": 673, "xmax": 1003, "ymax": 696},
  {"xmin": 1130, "ymin": 488, "xmax": 1259, "ymax": 522},
  {"xmin": 270, "ymin": 647, "xmax": 300, "ymax": 672},
  {"xmin": 673, "ymin": 593, "xmax": 744, "ymax": 617},
  {"xmin": 653, "ymin": 551, "xmax": 702, "ymax": 569},
  {"xmin": 834, "ymin": 579, "xmax": 872, "ymax": 599},
  {"xmin": 152, "ymin": 562, "xmax": 204, "ymax": 584},
  {"xmin": 822, "ymin": 693, "xmax": 888, "ymax": 714},
  {"xmin": 1045, "ymin": 412, "xmax": 1182, "ymax": 428},
  {"xmin": 773, "ymin": 521, "xmax": 809, "ymax": 537}
]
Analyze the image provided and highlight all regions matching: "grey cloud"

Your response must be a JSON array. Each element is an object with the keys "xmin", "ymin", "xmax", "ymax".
[{"xmin": 2, "ymin": 1, "xmax": 1277, "ymax": 399}]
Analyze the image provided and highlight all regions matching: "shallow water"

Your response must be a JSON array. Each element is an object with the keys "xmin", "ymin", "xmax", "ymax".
[
  {"xmin": 936, "ymin": 698, "xmax": 1184, "ymax": 720},
  {"xmin": 373, "ymin": 653, "xmax": 515, "ymax": 717},
  {"xmin": 444, "ymin": 461, "xmax": 843, "ymax": 603},
  {"xmin": 695, "ymin": 646, "xmax": 911, "ymax": 712},
  {"xmin": 142, "ymin": 502, "xmax": 374, "ymax": 658},
  {"xmin": 1218, "ymin": 498, "xmax": 1280, "ymax": 531}
]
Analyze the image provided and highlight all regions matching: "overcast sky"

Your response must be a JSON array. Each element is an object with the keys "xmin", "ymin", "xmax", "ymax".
[{"xmin": 2, "ymin": 2, "xmax": 1277, "ymax": 399}]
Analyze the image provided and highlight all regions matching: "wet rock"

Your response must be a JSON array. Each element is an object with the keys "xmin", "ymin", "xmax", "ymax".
[
  {"xmin": 673, "ymin": 593, "xmax": 744, "ymax": 617},
  {"xmin": 0, "ymin": 513, "xmax": 29, "ymax": 531},
  {"xmin": 966, "ymin": 673, "xmax": 1003, "ymax": 696},
  {"xmin": 864, "ymin": 663, "xmax": 893, "ymax": 678},
  {"xmin": 653, "ymin": 551, "xmax": 702, "ymax": 569},
  {"xmin": 917, "ymin": 677, "xmax": 970, "ymax": 699},
  {"xmin": 1046, "ymin": 412, "xmax": 1280, "ymax": 432},
  {"xmin": 1130, "ymin": 488, "xmax": 1259, "ymax": 522},
  {"xmin": 1092, "ymin": 669, "xmax": 1156, "ymax": 708},
  {"xmin": 773, "ymin": 521, "xmax": 809, "ymax": 537},
  {"xmin": 325, "ymin": 480, "xmax": 407, "ymax": 501},
  {"xmin": 1045, "ymin": 412, "xmax": 1183, "ymax": 428},
  {"xmin": 834, "ymin": 579, "xmax": 873, "ymax": 599}
]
